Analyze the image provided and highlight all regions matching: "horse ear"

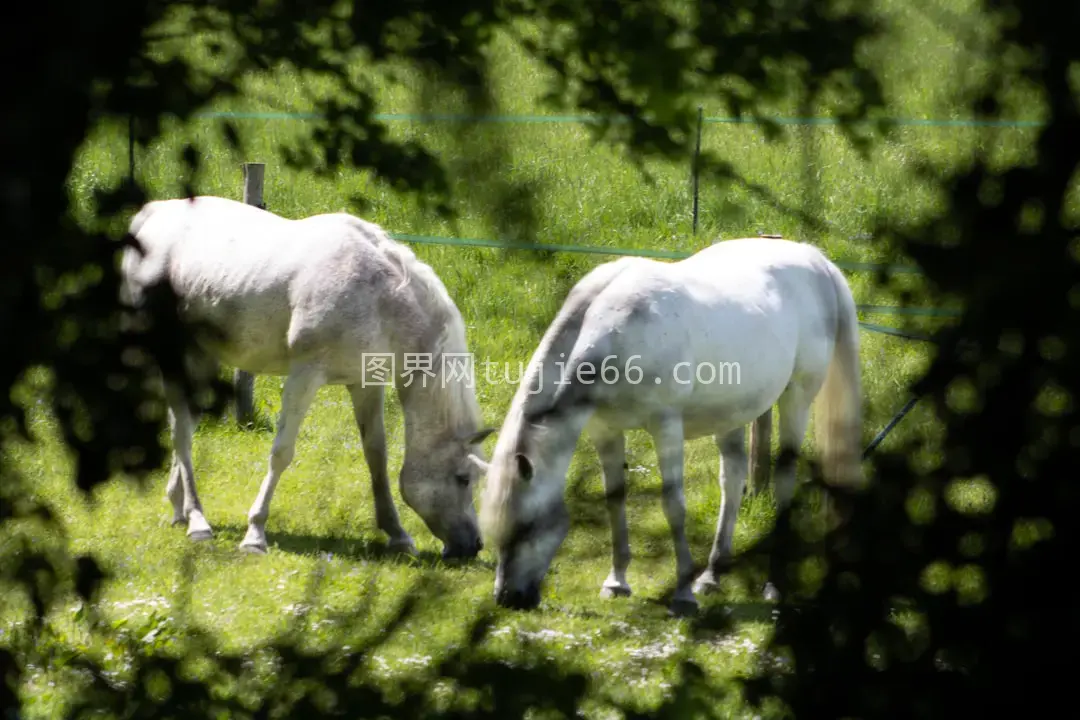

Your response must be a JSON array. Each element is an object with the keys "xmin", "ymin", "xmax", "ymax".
[
  {"xmin": 466, "ymin": 453, "xmax": 490, "ymax": 474},
  {"xmin": 464, "ymin": 427, "xmax": 496, "ymax": 445},
  {"xmin": 515, "ymin": 453, "xmax": 534, "ymax": 482}
]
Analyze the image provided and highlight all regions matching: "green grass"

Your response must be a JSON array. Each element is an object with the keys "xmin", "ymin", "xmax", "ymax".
[{"xmin": 3, "ymin": 0, "xmax": 1038, "ymax": 717}]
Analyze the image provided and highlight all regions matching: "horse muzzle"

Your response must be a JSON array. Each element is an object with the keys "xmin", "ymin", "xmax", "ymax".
[
  {"xmin": 441, "ymin": 522, "xmax": 483, "ymax": 560},
  {"xmin": 495, "ymin": 581, "xmax": 542, "ymax": 610}
]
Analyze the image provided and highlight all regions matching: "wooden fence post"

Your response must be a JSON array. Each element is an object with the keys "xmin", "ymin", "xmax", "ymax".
[{"xmin": 233, "ymin": 162, "xmax": 265, "ymax": 427}]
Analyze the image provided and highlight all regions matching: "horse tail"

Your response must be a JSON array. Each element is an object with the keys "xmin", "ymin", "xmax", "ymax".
[{"xmin": 813, "ymin": 259, "xmax": 864, "ymax": 489}]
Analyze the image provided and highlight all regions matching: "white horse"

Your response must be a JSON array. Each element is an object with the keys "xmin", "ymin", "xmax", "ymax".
[
  {"xmin": 120, "ymin": 196, "xmax": 495, "ymax": 559},
  {"xmin": 474, "ymin": 237, "xmax": 863, "ymax": 614}
]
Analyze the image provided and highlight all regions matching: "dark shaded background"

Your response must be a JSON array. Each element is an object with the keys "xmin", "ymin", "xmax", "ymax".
[{"xmin": 2, "ymin": 0, "xmax": 1077, "ymax": 717}]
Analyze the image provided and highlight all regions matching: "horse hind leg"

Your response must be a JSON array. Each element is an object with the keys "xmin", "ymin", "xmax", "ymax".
[
  {"xmin": 240, "ymin": 364, "xmax": 325, "ymax": 554},
  {"xmin": 747, "ymin": 408, "xmax": 773, "ymax": 496},
  {"xmin": 762, "ymin": 381, "xmax": 815, "ymax": 602},
  {"xmin": 347, "ymin": 384, "xmax": 416, "ymax": 555},
  {"xmin": 592, "ymin": 427, "xmax": 631, "ymax": 599},
  {"xmin": 693, "ymin": 425, "xmax": 748, "ymax": 596},
  {"xmin": 164, "ymin": 384, "xmax": 212, "ymax": 541},
  {"xmin": 773, "ymin": 383, "xmax": 814, "ymax": 512}
]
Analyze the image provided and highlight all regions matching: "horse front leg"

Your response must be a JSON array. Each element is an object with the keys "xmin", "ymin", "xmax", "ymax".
[
  {"xmin": 592, "ymin": 428, "xmax": 631, "ymax": 599},
  {"xmin": 347, "ymin": 384, "xmax": 416, "ymax": 555},
  {"xmin": 164, "ymin": 384, "xmax": 212, "ymax": 541},
  {"xmin": 240, "ymin": 364, "xmax": 324, "ymax": 554},
  {"xmin": 649, "ymin": 412, "xmax": 697, "ymax": 616},
  {"xmin": 693, "ymin": 426, "xmax": 748, "ymax": 595}
]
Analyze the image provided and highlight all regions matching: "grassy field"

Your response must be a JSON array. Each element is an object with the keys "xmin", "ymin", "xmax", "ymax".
[{"xmin": 4, "ymin": 0, "xmax": 1044, "ymax": 717}]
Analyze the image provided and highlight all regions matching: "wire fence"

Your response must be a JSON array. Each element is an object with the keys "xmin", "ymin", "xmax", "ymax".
[
  {"xmin": 187, "ymin": 110, "xmax": 1044, "ymax": 128},
  {"xmin": 127, "ymin": 107, "xmax": 993, "ymax": 332},
  {"xmin": 178, "ymin": 107, "xmax": 992, "ymax": 451}
]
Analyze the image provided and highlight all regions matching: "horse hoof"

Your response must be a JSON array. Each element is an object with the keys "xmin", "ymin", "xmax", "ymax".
[
  {"xmin": 692, "ymin": 572, "xmax": 722, "ymax": 596},
  {"xmin": 599, "ymin": 585, "xmax": 632, "ymax": 599},
  {"xmin": 186, "ymin": 510, "xmax": 212, "ymax": 540},
  {"xmin": 239, "ymin": 542, "xmax": 267, "ymax": 555},
  {"xmin": 692, "ymin": 580, "xmax": 719, "ymax": 596},
  {"xmin": 763, "ymin": 582, "xmax": 781, "ymax": 603},
  {"xmin": 388, "ymin": 538, "xmax": 417, "ymax": 556},
  {"xmin": 668, "ymin": 598, "xmax": 700, "ymax": 618}
]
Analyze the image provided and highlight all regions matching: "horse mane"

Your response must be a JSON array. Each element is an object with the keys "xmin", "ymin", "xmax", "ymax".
[
  {"xmin": 358, "ymin": 220, "xmax": 483, "ymax": 434},
  {"xmin": 479, "ymin": 255, "xmax": 650, "ymax": 545}
]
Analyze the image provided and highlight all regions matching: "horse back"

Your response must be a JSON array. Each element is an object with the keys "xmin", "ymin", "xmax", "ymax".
[
  {"xmin": 547, "ymin": 238, "xmax": 844, "ymax": 429},
  {"xmin": 121, "ymin": 196, "xmax": 419, "ymax": 375}
]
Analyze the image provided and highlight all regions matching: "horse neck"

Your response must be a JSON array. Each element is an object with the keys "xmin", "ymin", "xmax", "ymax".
[
  {"xmin": 378, "ymin": 243, "xmax": 482, "ymax": 444},
  {"xmin": 497, "ymin": 324, "xmax": 596, "ymax": 468},
  {"xmin": 514, "ymin": 309, "xmax": 587, "ymax": 417},
  {"xmin": 397, "ymin": 369, "xmax": 480, "ymax": 444},
  {"xmin": 483, "ymin": 263, "xmax": 634, "ymax": 545},
  {"xmin": 394, "ymin": 318, "xmax": 482, "ymax": 446},
  {"xmin": 481, "ymin": 395, "xmax": 591, "ymax": 548}
]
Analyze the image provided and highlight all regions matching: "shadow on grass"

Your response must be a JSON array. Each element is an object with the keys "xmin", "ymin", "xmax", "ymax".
[
  {"xmin": 196, "ymin": 406, "xmax": 277, "ymax": 434},
  {"xmin": 234, "ymin": 413, "xmax": 276, "ymax": 434},
  {"xmin": 209, "ymin": 524, "xmax": 468, "ymax": 567}
]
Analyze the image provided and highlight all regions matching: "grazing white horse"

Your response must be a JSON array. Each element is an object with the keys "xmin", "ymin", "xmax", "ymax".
[
  {"xmin": 474, "ymin": 237, "xmax": 863, "ymax": 614},
  {"xmin": 120, "ymin": 196, "xmax": 494, "ymax": 558}
]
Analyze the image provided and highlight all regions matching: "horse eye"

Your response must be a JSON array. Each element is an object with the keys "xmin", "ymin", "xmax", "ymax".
[{"xmin": 454, "ymin": 473, "xmax": 470, "ymax": 487}]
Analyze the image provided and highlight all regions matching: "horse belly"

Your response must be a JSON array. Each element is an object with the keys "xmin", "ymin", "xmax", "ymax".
[
  {"xmin": 180, "ymin": 286, "xmax": 296, "ymax": 375},
  {"xmin": 588, "ymin": 299, "xmax": 794, "ymax": 436},
  {"xmin": 679, "ymin": 379, "xmax": 781, "ymax": 439}
]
